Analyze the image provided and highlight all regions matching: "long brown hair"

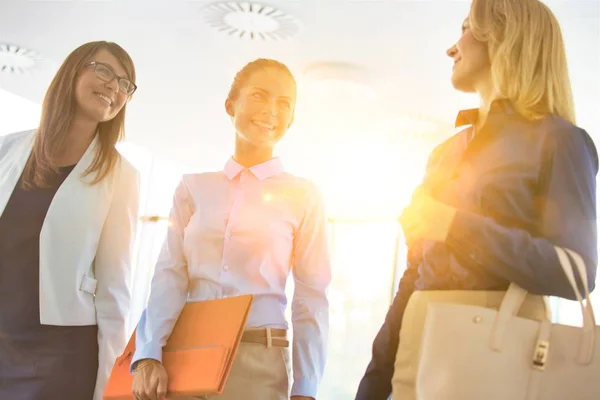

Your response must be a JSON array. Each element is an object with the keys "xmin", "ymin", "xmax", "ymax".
[{"xmin": 22, "ymin": 41, "xmax": 136, "ymax": 188}]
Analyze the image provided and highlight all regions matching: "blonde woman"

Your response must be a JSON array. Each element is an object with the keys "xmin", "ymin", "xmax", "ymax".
[
  {"xmin": 355, "ymin": 1, "xmax": 597, "ymax": 399},
  {"xmin": 132, "ymin": 59, "xmax": 330, "ymax": 400},
  {"xmin": 0, "ymin": 41, "xmax": 139, "ymax": 399}
]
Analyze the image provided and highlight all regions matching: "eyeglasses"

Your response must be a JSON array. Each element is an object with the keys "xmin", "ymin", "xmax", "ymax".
[{"xmin": 88, "ymin": 61, "xmax": 137, "ymax": 95}]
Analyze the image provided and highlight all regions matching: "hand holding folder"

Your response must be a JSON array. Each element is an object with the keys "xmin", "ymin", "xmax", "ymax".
[{"xmin": 103, "ymin": 295, "xmax": 253, "ymax": 399}]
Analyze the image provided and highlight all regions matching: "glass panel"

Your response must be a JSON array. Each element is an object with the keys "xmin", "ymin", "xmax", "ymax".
[
  {"xmin": 117, "ymin": 142, "xmax": 191, "ymax": 334},
  {"xmin": 0, "ymin": 89, "xmax": 40, "ymax": 135},
  {"xmin": 318, "ymin": 220, "xmax": 400, "ymax": 398}
]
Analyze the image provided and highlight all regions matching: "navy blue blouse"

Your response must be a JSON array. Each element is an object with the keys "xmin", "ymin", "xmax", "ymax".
[
  {"xmin": 0, "ymin": 165, "xmax": 97, "ymax": 349},
  {"xmin": 0, "ymin": 165, "xmax": 99, "ymax": 399},
  {"xmin": 356, "ymin": 100, "xmax": 599, "ymax": 399}
]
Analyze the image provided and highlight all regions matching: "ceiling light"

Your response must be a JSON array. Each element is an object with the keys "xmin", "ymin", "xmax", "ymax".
[
  {"xmin": 0, "ymin": 43, "xmax": 43, "ymax": 74},
  {"xmin": 201, "ymin": 1, "xmax": 301, "ymax": 40}
]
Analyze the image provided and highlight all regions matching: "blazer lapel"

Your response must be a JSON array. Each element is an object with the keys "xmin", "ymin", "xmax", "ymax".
[
  {"xmin": 0, "ymin": 130, "xmax": 102, "ymax": 219},
  {"xmin": 42, "ymin": 133, "xmax": 104, "ymax": 234},
  {"xmin": 39, "ymin": 133, "xmax": 113, "ymax": 324}
]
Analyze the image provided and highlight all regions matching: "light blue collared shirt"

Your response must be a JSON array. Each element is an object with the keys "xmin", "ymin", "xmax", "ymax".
[{"xmin": 132, "ymin": 157, "xmax": 331, "ymax": 398}]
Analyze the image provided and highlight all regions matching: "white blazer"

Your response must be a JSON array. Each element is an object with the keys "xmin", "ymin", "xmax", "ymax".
[{"xmin": 0, "ymin": 129, "xmax": 140, "ymax": 400}]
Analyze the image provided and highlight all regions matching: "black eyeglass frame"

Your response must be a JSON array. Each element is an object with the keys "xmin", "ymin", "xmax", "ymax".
[{"xmin": 88, "ymin": 61, "xmax": 137, "ymax": 95}]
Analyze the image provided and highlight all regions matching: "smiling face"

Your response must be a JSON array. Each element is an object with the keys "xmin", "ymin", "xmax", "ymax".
[
  {"xmin": 225, "ymin": 66, "xmax": 296, "ymax": 149},
  {"xmin": 73, "ymin": 48, "xmax": 131, "ymax": 123},
  {"xmin": 446, "ymin": 17, "xmax": 492, "ymax": 93}
]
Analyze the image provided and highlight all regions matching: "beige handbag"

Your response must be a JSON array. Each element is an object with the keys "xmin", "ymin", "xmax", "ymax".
[{"xmin": 415, "ymin": 246, "xmax": 600, "ymax": 400}]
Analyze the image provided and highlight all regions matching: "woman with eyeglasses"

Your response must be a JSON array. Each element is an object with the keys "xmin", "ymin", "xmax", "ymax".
[
  {"xmin": 131, "ymin": 59, "xmax": 331, "ymax": 400},
  {"xmin": 0, "ymin": 41, "xmax": 140, "ymax": 399}
]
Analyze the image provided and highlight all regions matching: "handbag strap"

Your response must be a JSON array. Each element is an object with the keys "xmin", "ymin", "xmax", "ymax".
[
  {"xmin": 555, "ymin": 246, "xmax": 596, "ymax": 364},
  {"xmin": 555, "ymin": 247, "xmax": 595, "ymax": 321},
  {"xmin": 561, "ymin": 248, "xmax": 596, "ymax": 323},
  {"xmin": 491, "ymin": 247, "xmax": 596, "ymax": 364}
]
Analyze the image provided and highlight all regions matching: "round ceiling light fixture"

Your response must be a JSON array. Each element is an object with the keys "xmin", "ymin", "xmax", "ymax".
[
  {"xmin": 0, "ymin": 43, "xmax": 43, "ymax": 74},
  {"xmin": 201, "ymin": 1, "xmax": 300, "ymax": 40}
]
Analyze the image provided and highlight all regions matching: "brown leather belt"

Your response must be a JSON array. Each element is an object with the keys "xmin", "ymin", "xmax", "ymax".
[{"xmin": 241, "ymin": 328, "xmax": 289, "ymax": 348}]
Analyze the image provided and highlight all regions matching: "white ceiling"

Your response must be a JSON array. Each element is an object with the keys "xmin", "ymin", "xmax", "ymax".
[{"xmin": 1, "ymin": 0, "xmax": 599, "ymax": 215}]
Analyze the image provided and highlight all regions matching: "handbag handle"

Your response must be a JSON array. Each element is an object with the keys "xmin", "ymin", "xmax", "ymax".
[
  {"xmin": 555, "ymin": 246, "xmax": 596, "ymax": 364},
  {"xmin": 555, "ymin": 247, "xmax": 596, "ymax": 326},
  {"xmin": 490, "ymin": 246, "xmax": 596, "ymax": 364}
]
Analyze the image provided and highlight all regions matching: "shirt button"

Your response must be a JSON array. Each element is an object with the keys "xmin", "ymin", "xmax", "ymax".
[{"xmin": 223, "ymin": 265, "xmax": 229, "ymax": 271}]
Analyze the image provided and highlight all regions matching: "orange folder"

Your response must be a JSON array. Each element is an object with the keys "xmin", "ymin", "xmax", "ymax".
[{"xmin": 103, "ymin": 294, "xmax": 253, "ymax": 399}]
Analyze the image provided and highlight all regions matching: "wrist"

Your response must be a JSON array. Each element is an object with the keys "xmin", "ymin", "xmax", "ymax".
[{"xmin": 133, "ymin": 358, "xmax": 159, "ymax": 372}]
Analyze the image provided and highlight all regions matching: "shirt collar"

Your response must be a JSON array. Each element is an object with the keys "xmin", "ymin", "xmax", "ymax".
[
  {"xmin": 223, "ymin": 157, "xmax": 285, "ymax": 181},
  {"xmin": 455, "ymin": 99, "xmax": 515, "ymax": 128}
]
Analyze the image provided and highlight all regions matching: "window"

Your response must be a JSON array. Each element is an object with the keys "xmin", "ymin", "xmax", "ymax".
[
  {"xmin": 319, "ymin": 219, "xmax": 400, "ymax": 398},
  {"xmin": 116, "ymin": 143, "xmax": 190, "ymax": 334},
  {"xmin": 0, "ymin": 89, "xmax": 40, "ymax": 135}
]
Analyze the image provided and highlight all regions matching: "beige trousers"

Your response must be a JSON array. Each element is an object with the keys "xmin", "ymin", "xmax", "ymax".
[
  {"xmin": 391, "ymin": 290, "xmax": 550, "ymax": 400},
  {"xmin": 177, "ymin": 331, "xmax": 291, "ymax": 400}
]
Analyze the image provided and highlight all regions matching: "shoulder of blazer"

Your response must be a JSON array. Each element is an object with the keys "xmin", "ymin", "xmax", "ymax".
[
  {"xmin": 0, "ymin": 129, "xmax": 36, "ymax": 151},
  {"xmin": 114, "ymin": 151, "xmax": 140, "ymax": 185}
]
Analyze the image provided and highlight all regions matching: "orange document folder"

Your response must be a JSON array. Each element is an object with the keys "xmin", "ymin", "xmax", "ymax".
[{"xmin": 103, "ymin": 294, "xmax": 253, "ymax": 399}]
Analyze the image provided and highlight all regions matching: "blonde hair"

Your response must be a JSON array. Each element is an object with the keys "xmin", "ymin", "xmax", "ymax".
[
  {"xmin": 469, "ymin": 0, "xmax": 575, "ymax": 123},
  {"xmin": 22, "ymin": 41, "xmax": 136, "ymax": 189}
]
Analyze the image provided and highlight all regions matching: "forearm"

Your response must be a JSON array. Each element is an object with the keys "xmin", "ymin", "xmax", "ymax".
[
  {"xmin": 291, "ymin": 289, "xmax": 329, "ymax": 398},
  {"xmin": 446, "ymin": 210, "xmax": 596, "ymax": 299}
]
